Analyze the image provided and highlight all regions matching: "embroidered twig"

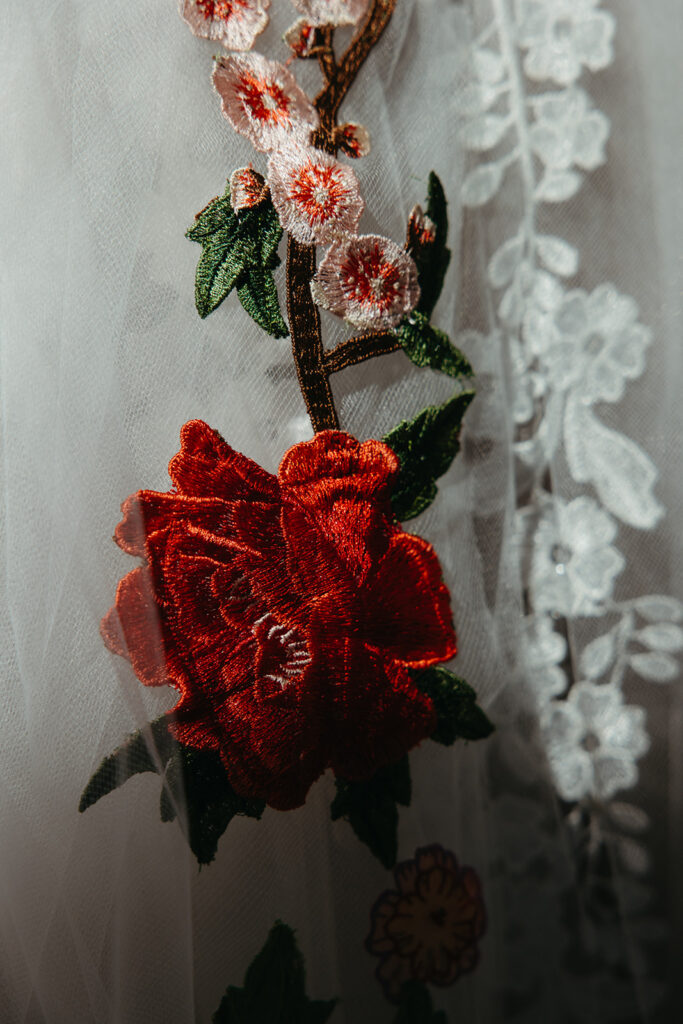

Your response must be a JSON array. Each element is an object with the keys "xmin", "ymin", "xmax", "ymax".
[
  {"xmin": 286, "ymin": 236, "xmax": 339, "ymax": 431},
  {"xmin": 313, "ymin": 0, "xmax": 397, "ymax": 151},
  {"xmin": 325, "ymin": 330, "xmax": 401, "ymax": 375},
  {"xmin": 286, "ymin": 0, "xmax": 398, "ymax": 432}
]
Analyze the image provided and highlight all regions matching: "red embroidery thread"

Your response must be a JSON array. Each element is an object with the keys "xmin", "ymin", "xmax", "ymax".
[{"xmin": 101, "ymin": 422, "xmax": 457, "ymax": 810}]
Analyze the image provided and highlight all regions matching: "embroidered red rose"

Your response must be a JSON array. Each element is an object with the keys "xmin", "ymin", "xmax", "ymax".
[
  {"xmin": 101, "ymin": 422, "xmax": 456, "ymax": 810},
  {"xmin": 366, "ymin": 844, "xmax": 486, "ymax": 1001}
]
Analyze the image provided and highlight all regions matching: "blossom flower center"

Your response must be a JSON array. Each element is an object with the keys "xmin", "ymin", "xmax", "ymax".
[
  {"xmin": 197, "ymin": 0, "xmax": 248, "ymax": 20},
  {"xmin": 253, "ymin": 613, "xmax": 311, "ymax": 690},
  {"xmin": 238, "ymin": 72, "xmax": 291, "ymax": 124},
  {"xmin": 340, "ymin": 244, "xmax": 400, "ymax": 310},
  {"xmin": 552, "ymin": 18, "xmax": 573, "ymax": 42},
  {"xmin": 290, "ymin": 164, "xmax": 348, "ymax": 224}
]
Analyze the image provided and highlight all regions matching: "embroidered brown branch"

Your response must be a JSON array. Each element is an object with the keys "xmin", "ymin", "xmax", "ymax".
[
  {"xmin": 286, "ymin": 0, "xmax": 399, "ymax": 433},
  {"xmin": 325, "ymin": 330, "xmax": 401, "ymax": 375}
]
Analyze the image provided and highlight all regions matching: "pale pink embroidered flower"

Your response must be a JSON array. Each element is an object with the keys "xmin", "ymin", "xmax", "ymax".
[
  {"xmin": 336, "ymin": 121, "xmax": 371, "ymax": 159},
  {"xmin": 213, "ymin": 53, "xmax": 318, "ymax": 152},
  {"xmin": 291, "ymin": 0, "xmax": 369, "ymax": 28},
  {"xmin": 180, "ymin": 0, "xmax": 270, "ymax": 52},
  {"xmin": 311, "ymin": 235, "xmax": 420, "ymax": 330},
  {"xmin": 230, "ymin": 166, "xmax": 269, "ymax": 211},
  {"xmin": 284, "ymin": 18, "xmax": 318, "ymax": 59},
  {"xmin": 267, "ymin": 145, "xmax": 364, "ymax": 245}
]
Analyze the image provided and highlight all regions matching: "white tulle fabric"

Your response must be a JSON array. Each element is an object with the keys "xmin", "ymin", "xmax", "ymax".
[{"xmin": 0, "ymin": 1, "xmax": 681, "ymax": 1022}]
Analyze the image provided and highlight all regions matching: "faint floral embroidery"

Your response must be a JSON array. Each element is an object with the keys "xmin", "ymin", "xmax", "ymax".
[
  {"xmin": 529, "ymin": 86, "xmax": 609, "ymax": 201},
  {"xmin": 523, "ymin": 283, "xmax": 651, "ymax": 405},
  {"xmin": 520, "ymin": 614, "xmax": 567, "ymax": 707},
  {"xmin": 540, "ymin": 682, "xmax": 649, "ymax": 801},
  {"xmin": 515, "ymin": 0, "xmax": 615, "ymax": 86},
  {"xmin": 366, "ymin": 844, "xmax": 485, "ymax": 1002},
  {"xmin": 527, "ymin": 496, "xmax": 625, "ymax": 617}
]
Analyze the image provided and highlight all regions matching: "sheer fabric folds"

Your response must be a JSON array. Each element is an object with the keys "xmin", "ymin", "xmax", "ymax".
[{"xmin": 0, "ymin": 1, "xmax": 681, "ymax": 1021}]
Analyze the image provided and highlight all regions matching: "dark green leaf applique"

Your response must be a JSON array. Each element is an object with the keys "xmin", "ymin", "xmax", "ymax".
[
  {"xmin": 407, "ymin": 171, "xmax": 451, "ymax": 320},
  {"xmin": 187, "ymin": 181, "xmax": 288, "ymax": 337},
  {"xmin": 78, "ymin": 715, "xmax": 176, "ymax": 812},
  {"xmin": 331, "ymin": 757, "xmax": 411, "ymax": 869},
  {"xmin": 80, "ymin": 715, "xmax": 264, "ymax": 866},
  {"xmin": 160, "ymin": 744, "xmax": 264, "ymax": 866},
  {"xmin": 384, "ymin": 390, "xmax": 476, "ymax": 521},
  {"xmin": 414, "ymin": 667, "xmax": 494, "ymax": 745},
  {"xmin": 397, "ymin": 311, "xmax": 473, "ymax": 379},
  {"xmin": 213, "ymin": 921, "xmax": 337, "ymax": 1024},
  {"xmin": 393, "ymin": 982, "xmax": 447, "ymax": 1024}
]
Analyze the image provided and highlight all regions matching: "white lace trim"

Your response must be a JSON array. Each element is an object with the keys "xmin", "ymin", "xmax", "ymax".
[{"xmin": 461, "ymin": 0, "xmax": 682, "ymax": 822}]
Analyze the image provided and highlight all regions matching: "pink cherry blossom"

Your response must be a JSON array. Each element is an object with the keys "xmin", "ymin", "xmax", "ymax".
[
  {"xmin": 180, "ymin": 0, "xmax": 270, "ymax": 52},
  {"xmin": 311, "ymin": 235, "xmax": 420, "ymax": 330},
  {"xmin": 291, "ymin": 0, "xmax": 369, "ymax": 28},
  {"xmin": 268, "ymin": 145, "xmax": 364, "ymax": 245},
  {"xmin": 213, "ymin": 53, "xmax": 318, "ymax": 152}
]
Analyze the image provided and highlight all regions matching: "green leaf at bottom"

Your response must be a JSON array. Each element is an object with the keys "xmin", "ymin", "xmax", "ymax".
[
  {"xmin": 383, "ymin": 390, "xmax": 476, "ymax": 521},
  {"xmin": 330, "ymin": 757, "xmax": 411, "ymax": 869},
  {"xmin": 394, "ymin": 982, "xmax": 447, "ymax": 1024},
  {"xmin": 80, "ymin": 715, "xmax": 265, "ymax": 866},
  {"xmin": 213, "ymin": 921, "xmax": 337, "ymax": 1024},
  {"xmin": 414, "ymin": 667, "xmax": 494, "ymax": 745}
]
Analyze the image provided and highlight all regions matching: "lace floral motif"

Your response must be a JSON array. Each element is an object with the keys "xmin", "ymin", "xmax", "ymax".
[{"xmin": 461, "ymin": 0, "xmax": 682, "ymax": 1017}]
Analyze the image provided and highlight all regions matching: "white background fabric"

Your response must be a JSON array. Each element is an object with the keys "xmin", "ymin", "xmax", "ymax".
[{"xmin": 0, "ymin": 1, "xmax": 680, "ymax": 1021}]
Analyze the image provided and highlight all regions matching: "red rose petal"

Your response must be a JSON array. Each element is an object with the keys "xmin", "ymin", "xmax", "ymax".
[
  {"xmin": 363, "ymin": 533, "xmax": 457, "ymax": 667},
  {"xmin": 169, "ymin": 420, "xmax": 277, "ymax": 502},
  {"xmin": 103, "ymin": 567, "xmax": 170, "ymax": 687}
]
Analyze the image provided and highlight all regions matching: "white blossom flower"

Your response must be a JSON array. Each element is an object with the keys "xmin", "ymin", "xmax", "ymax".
[
  {"xmin": 521, "ymin": 614, "xmax": 568, "ymax": 707},
  {"xmin": 180, "ymin": 0, "xmax": 270, "ymax": 51},
  {"xmin": 212, "ymin": 53, "xmax": 318, "ymax": 152},
  {"xmin": 267, "ymin": 145, "xmax": 364, "ymax": 245},
  {"xmin": 291, "ymin": 0, "xmax": 369, "ymax": 28},
  {"xmin": 311, "ymin": 235, "xmax": 420, "ymax": 330},
  {"xmin": 523, "ymin": 283, "xmax": 651, "ymax": 405},
  {"xmin": 541, "ymin": 682, "xmax": 649, "ymax": 801},
  {"xmin": 529, "ymin": 495, "xmax": 625, "ymax": 616},
  {"xmin": 529, "ymin": 88, "xmax": 610, "ymax": 172},
  {"xmin": 515, "ymin": 0, "xmax": 615, "ymax": 86}
]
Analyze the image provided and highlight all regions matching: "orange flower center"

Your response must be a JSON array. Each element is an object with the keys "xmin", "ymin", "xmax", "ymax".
[
  {"xmin": 197, "ymin": 0, "xmax": 249, "ymax": 20},
  {"xmin": 340, "ymin": 243, "xmax": 400, "ymax": 310},
  {"xmin": 290, "ymin": 164, "xmax": 347, "ymax": 225},
  {"xmin": 237, "ymin": 72, "xmax": 292, "ymax": 125}
]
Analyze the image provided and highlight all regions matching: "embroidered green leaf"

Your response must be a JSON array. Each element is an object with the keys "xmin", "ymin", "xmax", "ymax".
[
  {"xmin": 410, "ymin": 171, "xmax": 451, "ymax": 319},
  {"xmin": 384, "ymin": 390, "xmax": 476, "ymax": 520},
  {"xmin": 397, "ymin": 311, "xmax": 473, "ymax": 379},
  {"xmin": 393, "ymin": 982, "xmax": 447, "ymax": 1024},
  {"xmin": 187, "ymin": 181, "xmax": 288, "ymax": 337},
  {"xmin": 331, "ymin": 756, "xmax": 411, "ymax": 869},
  {"xmin": 78, "ymin": 715, "xmax": 176, "ymax": 813},
  {"xmin": 213, "ymin": 921, "xmax": 337, "ymax": 1024},
  {"xmin": 80, "ymin": 715, "xmax": 264, "ymax": 866},
  {"xmin": 160, "ymin": 745, "xmax": 265, "ymax": 867},
  {"xmin": 414, "ymin": 667, "xmax": 494, "ymax": 745}
]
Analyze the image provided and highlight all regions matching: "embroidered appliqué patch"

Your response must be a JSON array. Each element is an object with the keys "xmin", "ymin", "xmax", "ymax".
[
  {"xmin": 83, "ymin": 0, "xmax": 494, "ymax": 875},
  {"xmin": 366, "ymin": 844, "xmax": 486, "ymax": 1002}
]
